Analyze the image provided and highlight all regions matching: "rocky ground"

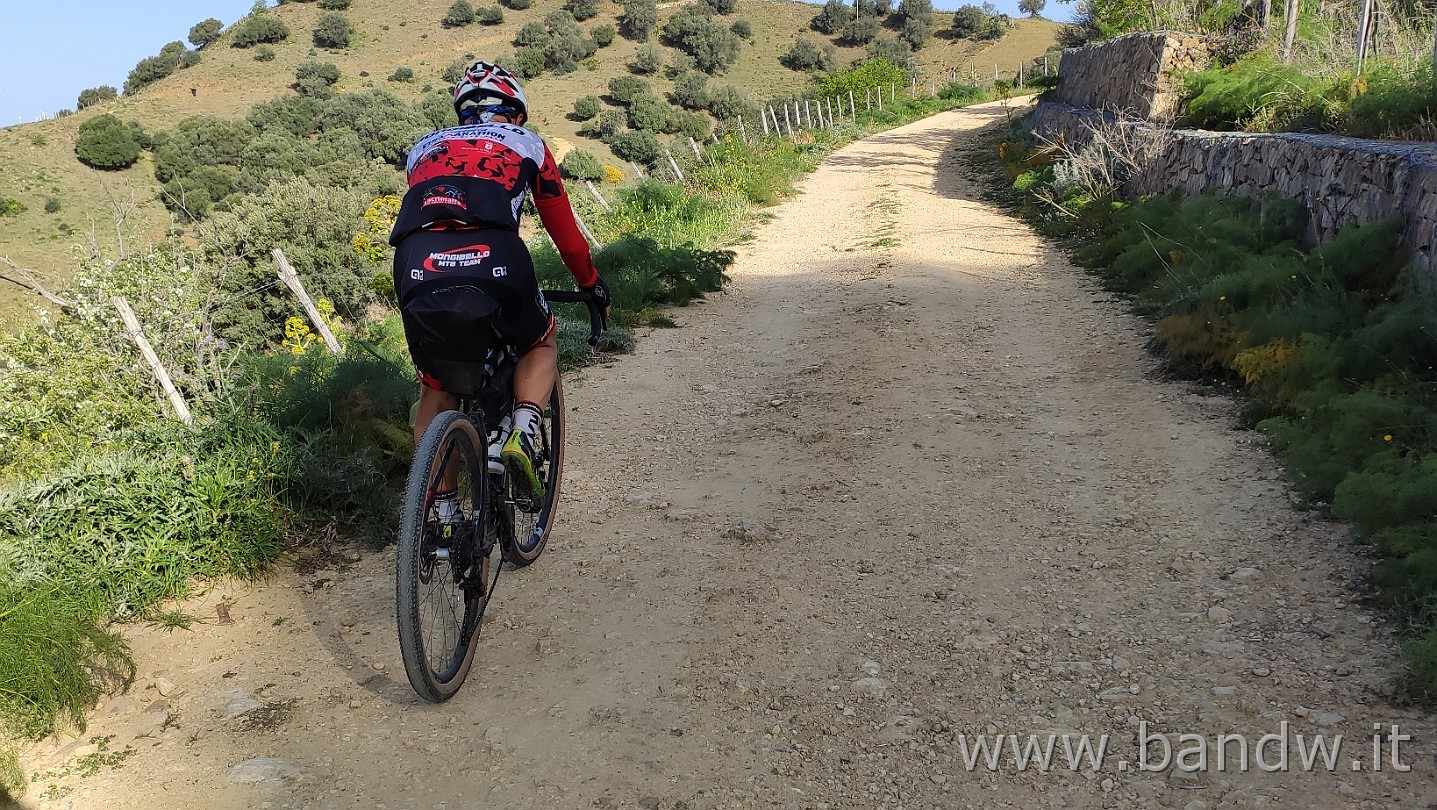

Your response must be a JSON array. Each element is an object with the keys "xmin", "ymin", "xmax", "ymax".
[{"xmin": 13, "ymin": 99, "xmax": 1437, "ymax": 809}]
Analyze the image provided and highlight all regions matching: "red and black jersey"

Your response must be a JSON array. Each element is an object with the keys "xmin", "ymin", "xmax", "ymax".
[{"xmin": 389, "ymin": 121, "xmax": 598, "ymax": 288}]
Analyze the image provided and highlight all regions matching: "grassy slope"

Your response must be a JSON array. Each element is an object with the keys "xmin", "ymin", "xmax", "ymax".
[{"xmin": 0, "ymin": 0, "xmax": 1055, "ymax": 322}]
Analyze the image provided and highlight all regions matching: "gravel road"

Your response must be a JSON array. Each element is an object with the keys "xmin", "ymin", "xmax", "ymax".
[{"xmin": 18, "ymin": 99, "xmax": 1437, "ymax": 809}]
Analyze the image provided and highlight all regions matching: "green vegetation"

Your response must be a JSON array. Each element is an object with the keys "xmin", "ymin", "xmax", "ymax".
[
  {"xmin": 124, "ymin": 41, "xmax": 201, "ymax": 95},
  {"xmin": 1001, "ymin": 120, "xmax": 1437, "ymax": 696},
  {"xmin": 0, "ymin": 199, "xmax": 23, "ymax": 218},
  {"xmin": 74, "ymin": 114, "xmax": 141, "ymax": 170},
  {"xmin": 188, "ymin": 18, "xmax": 223, "ymax": 48},
  {"xmin": 314, "ymin": 12, "xmax": 353, "ymax": 48},
  {"xmin": 661, "ymin": 4, "xmax": 742, "ymax": 74},
  {"xmin": 319, "ymin": 0, "xmax": 351, "ymax": 8},
  {"xmin": 443, "ymin": 0, "xmax": 476, "ymax": 27},
  {"xmin": 620, "ymin": 0, "xmax": 658, "ymax": 41},
  {"xmin": 560, "ymin": 148, "xmax": 604, "ymax": 180},
  {"xmin": 231, "ymin": 13, "xmax": 290, "ymax": 48},
  {"xmin": 571, "ymin": 95, "xmax": 601, "ymax": 120},
  {"xmin": 952, "ymin": 4, "xmax": 1007, "ymax": 40},
  {"xmin": 77, "ymin": 86, "xmax": 118, "ymax": 110}
]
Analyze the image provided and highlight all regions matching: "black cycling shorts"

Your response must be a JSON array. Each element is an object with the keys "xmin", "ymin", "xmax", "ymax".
[{"xmin": 393, "ymin": 228, "xmax": 554, "ymax": 391}]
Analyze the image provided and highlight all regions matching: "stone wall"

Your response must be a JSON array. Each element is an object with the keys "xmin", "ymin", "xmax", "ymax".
[
  {"xmin": 1055, "ymin": 31, "xmax": 1213, "ymax": 121},
  {"xmin": 1036, "ymin": 36, "xmax": 1437, "ymax": 284}
]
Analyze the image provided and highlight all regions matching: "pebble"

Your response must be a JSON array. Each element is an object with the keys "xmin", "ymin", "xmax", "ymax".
[
  {"xmin": 859, "ymin": 659, "xmax": 880, "ymax": 677},
  {"xmin": 850, "ymin": 677, "xmax": 888, "ymax": 697},
  {"xmin": 370, "ymin": 661, "xmax": 386, "ymax": 673},
  {"xmin": 725, "ymin": 518, "xmax": 773, "ymax": 545},
  {"xmin": 1207, "ymin": 606, "xmax": 1234, "ymax": 622},
  {"xmin": 1251, "ymin": 667, "xmax": 1271, "ymax": 677},
  {"xmin": 216, "ymin": 688, "xmax": 261, "ymax": 720},
  {"xmin": 1229, "ymin": 567, "xmax": 1262, "ymax": 582},
  {"xmin": 153, "ymin": 677, "xmax": 175, "ymax": 697},
  {"xmin": 1211, "ymin": 686, "xmax": 1236, "ymax": 696},
  {"xmin": 1314, "ymin": 711, "xmax": 1345, "ymax": 727},
  {"xmin": 340, "ymin": 613, "xmax": 358, "ymax": 628}
]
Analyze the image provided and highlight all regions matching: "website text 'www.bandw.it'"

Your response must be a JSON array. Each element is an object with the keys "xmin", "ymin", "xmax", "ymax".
[{"xmin": 953, "ymin": 722, "xmax": 1412, "ymax": 774}]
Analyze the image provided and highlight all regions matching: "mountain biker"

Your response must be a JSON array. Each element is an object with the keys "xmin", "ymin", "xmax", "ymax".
[{"xmin": 389, "ymin": 60, "xmax": 611, "ymax": 509}]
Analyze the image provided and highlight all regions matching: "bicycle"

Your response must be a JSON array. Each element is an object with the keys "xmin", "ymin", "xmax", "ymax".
[{"xmin": 396, "ymin": 288, "xmax": 604, "ymax": 703}]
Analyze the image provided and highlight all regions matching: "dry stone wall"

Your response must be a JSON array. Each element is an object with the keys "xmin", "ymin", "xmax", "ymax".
[
  {"xmin": 1055, "ymin": 31, "xmax": 1213, "ymax": 121},
  {"xmin": 1036, "ymin": 36, "xmax": 1437, "ymax": 286}
]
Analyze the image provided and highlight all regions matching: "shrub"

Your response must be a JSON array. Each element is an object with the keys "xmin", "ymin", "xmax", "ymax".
[
  {"xmin": 630, "ymin": 44, "xmax": 663, "ymax": 74},
  {"xmin": 730, "ymin": 19, "xmax": 752, "ymax": 39},
  {"xmin": 592, "ymin": 24, "xmax": 616, "ymax": 47},
  {"xmin": 818, "ymin": 56, "xmax": 905, "ymax": 98},
  {"xmin": 1018, "ymin": 0, "xmax": 1044, "ymax": 15},
  {"xmin": 607, "ymin": 130, "xmax": 662, "ymax": 164},
  {"xmin": 390, "ymin": 66, "xmax": 415, "ymax": 82},
  {"xmin": 671, "ymin": 72, "xmax": 709, "ymax": 109},
  {"xmin": 74, "ymin": 114, "xmax": 141, "ymax": 170},
  {"xmin": 313, "ymin": 12, "xmax": 352, "ymax": 47},
  {"xmin": 231, "ymin": 14, "xmax": 290, "ymax": 47},
  {"xmin": 901, "ymin": 16, "xmax": 931, "ymax": 49},
  {"xmin": 295, "ymin": 61, "xmax": 343, "ymax": 97},
  {"xmin": 781, "ymin": 39, "xmax": 827, "ymax": 72},
  {"xmin": 43, "ymin": 197, "xmax": 61, "ymax": 214},
  {"xmin": 620, "ymin": 0, "xmax": 658, "ymax": 41},
  {"xmin": 565, "ymin": 0, "xmax": 600, "ymax": 21},
  {"xmin": 704, "ymin": 84, "xmax": 754, "ymax": 121},
  {"xmin": 608, "ymin": 75, "xmax": 651, "ymax": 105},
  {"xmin": 504, "ymin": 0, "xmax": 533, "ymax": 9},
  {"xmin": 663, "ymin": 9, "xmax": 741, "ymax": 73},
  {"xmin": 319, "ymin": 0, "xmax": 352, "ymax": 8},
  {"xmin": 123, "ymin": 42, "xmax": 199, "ymax": 94},
  {"xmin": 571, "ymin": 95, "xmax": 601, "ymax": 119},
  {"xmin": 443, "ymin": 0, "xmax": 476, "ymax": 27},
  {"xmin": 951, "ymin": 4, "xmax": 988, "ymax": 38},
  {"xmin": 254, "ymin": 46, "xmax": 277, "ymax": 61},
  {"xmin": 77, "ymin": 85, "xmax": 118, "ymax": 110},
  {"xmin": 0, "ymin": 198, "xmax": 23, "ymax": 217},
  {"xmin": 811, "ymin": 0, "xmax": 848, "ymax": 34},
  {"xmin": 700, "ymin": 0, "xmax": 737, "ymax": 12},
  {"xmin": 248, "ymin": 94, "xmax": 323, "ymax": 136},
  {"xmin": 478, "ymin": 5, "xmax": 504, "ymax": 24},
  {"xmin": 669, "ymin": 108, "xmax": 711, "ymax": 140},
  {"xmin": 561, "ymin": 148, "xmax": 604, "ymax": 181},
  {"xmin": 843, "ymin": 15, "xmax": 880, "ymax": 44},
  {"xmin": 510, "ymin": 46, "xmax": 547, "ymax": 78},
  {"xmin": 591, "ymin": 108, "xmax": 627, "ymax": 137},
  {"xmin": 867, "ymin": 36, "xmax": 914, "ymax": 71},
  {"xmin": 627, "ymin": 94, "xmax": 672, "ymax": 132},
  {"xmin": 188, "ymin": 18, "xmax": 223, "ymax": 48}
]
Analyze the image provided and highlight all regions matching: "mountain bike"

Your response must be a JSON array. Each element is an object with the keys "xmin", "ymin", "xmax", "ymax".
[{"xmin": 396, "ymin": 289, "xmax": 604, "ymax": 703}]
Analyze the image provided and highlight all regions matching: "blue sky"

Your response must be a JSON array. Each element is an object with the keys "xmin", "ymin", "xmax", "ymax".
[{"xmin": 0, "ymin": 0, "xmax": 1071, "ymax": 125}]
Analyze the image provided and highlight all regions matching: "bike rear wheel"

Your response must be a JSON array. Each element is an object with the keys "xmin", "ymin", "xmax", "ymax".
[
  {"xmin": 396, "ymin": 410, "xmax": 494, "ymax": 702},
  {"xmin": 502, "ymin": 379, "xmax": 564, "ymax": 566}
]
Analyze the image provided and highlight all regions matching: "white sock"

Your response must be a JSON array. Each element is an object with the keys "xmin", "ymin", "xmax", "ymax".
[
  {"xmin": 512, "ymin": 401, "xmax": 542, "ymax": 437},
  {"xmin": 435, "ymin": 491, "xmax": 460, "ymax": 522}
]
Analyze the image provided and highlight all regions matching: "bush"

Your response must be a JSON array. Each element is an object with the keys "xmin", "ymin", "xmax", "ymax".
[
  {"xmin": 515, "ymin": 20, "xmax": 550, "ymax": 47},
  {"xmin": 314, "ymin": 12, "xmax": 352, "ymax": 47},
  {"xmin": 571, "ymin": 95, "xmax": 601, "ymax": 120},
  {"xmin": 627, "ymin": 94, "xmax": 672, "ymax": 132},
  {"xmin": 561, "ymin": 148, "xmax": 604, "ymax": 181},
  {"xmin": 843, "ymin": 15, "xmax": 880, "ymax": 44},
  {"xmin": 0, "ymin": 198, "xmax": 23, "ymax": 217},
  {"xmin": 254, "ymin": 46, "xmax": 277, "ymax": 61},
  {"xmin": 704, "ymin": 83, "xmax": 754, "ymax": 121},
  {"xmin": 123, "ymin": 42, "xmax": 199, "ymax": 95},
  {"xmin": 608, "ymin": 75, "xmax": 651, "ymax": 105},
  {"xmin": 319, "ymin": 0, "xmax": 352, "ymax": 8},
  {"xmin": 478, "ymin": 5, "xmax": 504, "ymax": 24},
  {"xmin": 608, "ymin": 130, "xmax": 662, "ymax": 164},
  {"xmin": 565, "ymin": 0, "xmax": 600, "ymax": 21},
  {"xmin": 43, "ymin": 197, "xmax": 61, "ymax": 214},
  {"xmin": 74, "ymin": 114, "xmax": 141, "ymax": 170},
  {"xmin": 730, "ymin": 19, "xmax": 752, "ymax": 39},
  {"xmin": 510, "ymin": 46, "xmax": 547, "ymax": 78},
  {"xmin": 819, "ymin": 56, "xmax": 905, "ymax": 99},
  {"xmin": 867, "ymin": 36, "xmax": 914, "ymax": 72},
  {"xmin": 630, "ymin": 45, "xmax": 663, "ymax": 74},
  {"xmin": 231, "ymin": 14, "xmax": 290, "ymax": 47},
  {"xmin": 592, "ymin": 24, "xmax": 616, "ymax": 47},
  {"xmin": 443, "ymin": 0, "xmax": 476, "ymax": 27},
  {"xmin": 781, "ymin": 39, "xmax": 828, "ymax": 72},
  {"xmin": 951, "ymin": 4, "xmax": 987, "ymax": 37},
  {"xmin": 901, "ymin": 16, "xmax": 931, "ymax": 49},
  {"xmin": 188, "ymin": 18, "xmax": 223, "ymax": 48},
  {"xmin": 295, "ymin": 61, "xmax": 343, "ymax": 97},
  {"xmin": 700, "ymin": 0, "xmax": 737, "ymax": 12},
  {"xmin": 504, "ymin": 0, "xmax": 533, "ymax": 9},
  {"xmin": 621, "ymin": 0, "xmax": 658, "ymax": 41},
  {"xmin": 671, "ymin": 72, "xmax": 709, "ymax": 109},
  {"xmin": 811, "ymin": 0, "xmax": 848, "ymax": 34},
  {"xmin": 390, "ymin": 67, "xmax": 415, "ymax": 82},
  {"xmin": 590, "ymin": 108, "xmax": 627, "ymax": 138},
  {"xmin": 663, "ymin": 9, "xmax": 741, "ymax": 73},
  {"xmin": 77, "ymin": 85, "xmax": 118, "ymax": 109}
]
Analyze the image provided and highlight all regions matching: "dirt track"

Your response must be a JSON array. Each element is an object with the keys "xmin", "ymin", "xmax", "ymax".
[{"xmin": 18, "ymin": 100, "xmax": 1437, "ymax": 809}]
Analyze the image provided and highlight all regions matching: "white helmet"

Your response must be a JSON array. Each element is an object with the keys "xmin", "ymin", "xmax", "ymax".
[{"xmin": 452, "ymin": 60, "xmax": 528, "ymax": 123}]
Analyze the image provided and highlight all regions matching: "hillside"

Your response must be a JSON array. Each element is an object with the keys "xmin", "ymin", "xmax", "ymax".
[{"xmin": 0, "ymin": 0, "xmax": 1057, "ymax": 321}]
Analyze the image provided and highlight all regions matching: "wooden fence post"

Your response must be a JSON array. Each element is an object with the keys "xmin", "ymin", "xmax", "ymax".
[
  {"xmin": 848, "ymin": 89, "xmax": 856, "ymax": 117},
  {"xmin": 664, "ymin": 148, "xmax": 685, "ymax": 183},
  {"xmin": 274, "ymin": 248, "xmax": 341, "ymax": 355},
  {"xmin": 573, "ymin": 210, "xmax": 604, "ymax": 249},
  {"xmin": 759, "ymin": 110, "xmax": 769, "ymax": 136},
  {"xmin": 584, "ymin": 179, "xmax": 611, "ymax": 212},
  {"xmin": 688, "ymin": 136, "xmax": 702, "ymax": 158},
  {"xmin": 630, "ymin": 161, "xmax": 646, "ymax": 177},
  {"xmin": 112, "ymin": 295, "xmax": 193, "ymax": 425},
  {"xmin": 738, "ymin": 115, "xmax": 749, "ymax": 141}
]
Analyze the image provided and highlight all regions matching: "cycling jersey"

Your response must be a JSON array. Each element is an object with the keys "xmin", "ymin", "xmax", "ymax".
[{"xmin": 389, "ymin": 121, "xmax": 598, "ymax": 289}]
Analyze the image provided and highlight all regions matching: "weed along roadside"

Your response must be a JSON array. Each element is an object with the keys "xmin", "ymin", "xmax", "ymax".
[
  {"xmin": 994, "ymin": 114, "xmax": 1437, "ymax": 695},
  {"xmin": 0, "ymin": 63, "xmax": 1000, "ymax": 801}
]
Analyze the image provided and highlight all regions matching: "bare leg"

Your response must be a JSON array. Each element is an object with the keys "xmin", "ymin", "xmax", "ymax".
[
  {"xmin": 512, "ymin": 331, "xmax": 558, "ymax": 410},
  {"xmin": 415, "ymin": 385, "xmax": 459, "ymax": 493}
]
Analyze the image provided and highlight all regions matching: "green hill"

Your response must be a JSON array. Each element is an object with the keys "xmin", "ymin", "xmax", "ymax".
[{"xmin": 0, "ymin": 0, "xmax": 1057, "ymax": 321}]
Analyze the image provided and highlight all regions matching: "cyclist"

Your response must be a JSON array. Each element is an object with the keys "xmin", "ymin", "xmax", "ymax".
[{"xmin": 389, "ymin": 60, "xmax": 610, "ymax": 508}]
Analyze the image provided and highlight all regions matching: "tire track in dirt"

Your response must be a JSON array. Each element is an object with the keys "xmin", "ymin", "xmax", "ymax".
[{"xmin": 18, "ymin": 99, "xmax": 1436, "ymax": 809}]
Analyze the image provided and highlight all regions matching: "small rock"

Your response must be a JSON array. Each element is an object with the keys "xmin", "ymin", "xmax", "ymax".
[
  {"xmin": 226, "ymin": 757, "xmax": 299, "ymax": 784},
  {"xmin": 1293, "ymin": 705, "xmax": 1310, "ymax": 717},
  {"xmin": 1169, "ymin": 768, "xmax": 1201, "ymax": 788},
  {"xmin": 663, "ymin": 508, "xmax": 698, "ymax": 522},
  {"xmin": 859, "ymin": 659, "xmax": 881, "ymax": 677},
  {"xmin": 153, "ymin": 677, "xmax": 176, "ymax": 698},
  {"xmin": 216, "ymin": 689, "xmax": 261, "ymax": 720},
  {"xmin": 623, "ymin": 491, "xmax": 653, "ymax": 505},
  {"xmin": 348, "ymin": 699, "xmax": 362, "ymax": 709},
  {"xmin": 339, "ymin": 613, "xmax": 357, "ymax": 628},
  {"xmin": 1314, "ymin": 711, "xmax": 1345, "ymax": 727},
  {"xmin": 535, "ymin": 638, "xmax": 555, "ymax": 656},
  {"xmin": 341, "ymin": 548, "xmax": 363, "ymax": 564},
  {"xmin": 1229, "ymin": 567, "xmax": 1262, "ymax": 582},
  {"xmin": 1335, "ymin": 781, "xmax": 1355, "ymax": 795},
  {"xmin": 369, "ymin": 662, "xmax": 386, "ymax": 673},
  {"xmin": 1251, "ymin": 667, "xmax": 1271, "ymax": 677},
  {"xmin": 1207, "ymin": 606, "xmax": 1234, "ymax": 622},
  {"xmin": 1211, "ymin": 686, "xmax": 1236, "ymax": 696},
  {"xmin": 1183, "ymin": 800, "xmax": 1208, "ymax": 810},
  {"xmin": 929, "ymin": 773, "xmax": 946, "ymax": 785},
  {"xmin": 850, "ymin": 677, "xmax": 888, "ymax": 697},
  {"xmin": 725, "ymin": 518, "xmax": 773, "ymax": 545}
]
